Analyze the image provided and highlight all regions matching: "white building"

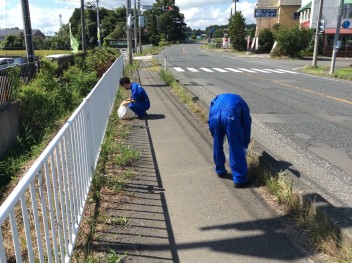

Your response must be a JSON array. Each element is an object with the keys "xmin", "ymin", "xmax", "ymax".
[{"xmin": 298, "ymin": 0, "xmax": 352, "ymax": 57}]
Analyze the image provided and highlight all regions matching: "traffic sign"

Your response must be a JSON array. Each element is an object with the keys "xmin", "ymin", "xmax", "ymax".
[{"xmin": 342, "ymin": 20, "xmax": 350, "ymax": 29}]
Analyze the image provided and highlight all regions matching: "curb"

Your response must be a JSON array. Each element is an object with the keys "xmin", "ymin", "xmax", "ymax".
[{"xmin": 173, "ymin": 72, "xmax": 352, "ymax": 249}]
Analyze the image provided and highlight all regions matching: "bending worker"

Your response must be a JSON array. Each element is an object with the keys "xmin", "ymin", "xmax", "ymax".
[
  {"xmin": 119, "ymin": 76, "xmax": 150, "ymax": 118},
  {"xmin": 208, "ymin": 93, "xmax": 252, "ymax": 188}
]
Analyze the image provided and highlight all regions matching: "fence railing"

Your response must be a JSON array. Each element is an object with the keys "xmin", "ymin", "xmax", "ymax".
[
  {"xmin": 0, "ymin": 54, "xmax": 124, "ymax": 263},
  {"xmin": 0, "ymin": 62, "xmax": 37, "ymax": 110}
]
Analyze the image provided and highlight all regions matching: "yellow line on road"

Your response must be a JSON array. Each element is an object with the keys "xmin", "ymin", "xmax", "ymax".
[{"xmin": 256, "ymin": 77, "xmax": 352, "ymax": 106}]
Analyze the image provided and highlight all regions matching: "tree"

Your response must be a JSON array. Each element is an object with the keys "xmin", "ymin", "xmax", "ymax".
[
  {"xmin": 228, "ymin": 11, "xmax": 246, "ymax": 51},
  {"xmin": 143, "ymin": 0, "xmax": 186, "ymax": 45},
  {"xmin": 103, "ymin": 7, "xmax": 126, "ymax": 40},
  {"xmin": 273, "ymin": 25, "xmax": 313, "ymax": 58},
  {"xmin": 258, "ymin": 28, "xmax": 274, "ymax": 53},
  {"xmin": 0, "ymin": 33, "xmax": 25, "ymax": 49},
  {"xmin": 246, "ymin": 23, "xmax": 256, "ymax": 38},
  {"xmin": 105, "ymin": 23, "xmax": 126, "ymax": 40},
  {"xmin": 46, "ymin": 24, "xmax": 70, "ymax": 50},
  {"xmin": 67, "ymin": 6, "xmax": 125, "ymax": 49}
]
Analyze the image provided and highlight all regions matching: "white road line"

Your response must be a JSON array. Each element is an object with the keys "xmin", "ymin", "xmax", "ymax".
[
  {"xmin": 238, "ymin": 68, "xmax": 257, "ymax": 73},
  {"xmin": 187, "ymin": 67, "xmax": 199, "ymax": 72},
  {"xmin": 250, "ymin": 68, "xmax": 271, "ymax": 73},
  {"xmin": 213, "ymin": 68, "xmax": 228, "ymax": 72},
  {"xmin": 173, "ymin": 67, "xmax": 184, "ymax": 72},
  {"xmin": 225, "ymin": 68, "xmax": 242, "ymax": 73},
  {"xmin": 263, "ymin": 69, "xmax": 285, "ymax": 73},
  {"xmin": 200, "ymin": 67, "xmax": 214, "ymax": 72},
  {"xmin": 275, "ymin": 69, "xmax": 298, "ymax": 74}
]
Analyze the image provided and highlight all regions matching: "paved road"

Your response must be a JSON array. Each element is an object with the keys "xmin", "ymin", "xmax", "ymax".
[
  {"xmin": 157, "ymin": 44, "xmax": 352, "ymax": 212},
  {"xmin": 111, "ymin": 58, "xmax": 329, "ymax": 262}
]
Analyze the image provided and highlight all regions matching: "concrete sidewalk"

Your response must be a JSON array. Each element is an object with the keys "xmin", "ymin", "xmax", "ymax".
[{"xmin": 109, "ymin": 58, "xmax": 327, "ymax": 262}]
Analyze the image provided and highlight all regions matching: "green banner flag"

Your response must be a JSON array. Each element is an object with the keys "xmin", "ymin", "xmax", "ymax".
[{"xmin": 69, "ymin": 23, "xmax": 79, "ymax": 53}]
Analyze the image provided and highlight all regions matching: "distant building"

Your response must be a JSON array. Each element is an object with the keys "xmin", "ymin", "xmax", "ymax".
[
  {"xmin": 255, "ymin": 0, "xmax": 301, "ymax": 36},
  {"xmin": 0, "ymin": 29, "xmax": 45, "ymax": 41},
  {"xmin": 298, "ymin": 0, "xmax": 352, "ymax": 57}
]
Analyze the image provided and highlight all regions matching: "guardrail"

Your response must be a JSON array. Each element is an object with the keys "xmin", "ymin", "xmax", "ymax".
[{"xmin": 0, "ymin": 54, "xmax": 124, "ymax": 263}]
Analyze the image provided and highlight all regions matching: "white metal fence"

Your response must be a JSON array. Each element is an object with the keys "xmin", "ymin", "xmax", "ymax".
[{"xmin": 0, "ymin": 55, "xmax": 125, "ymax": 263}]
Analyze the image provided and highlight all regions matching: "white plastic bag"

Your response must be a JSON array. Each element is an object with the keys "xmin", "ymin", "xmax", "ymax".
[{"xmin": 117, "ymin": 103, "xmax": 128, "ymax": 118}]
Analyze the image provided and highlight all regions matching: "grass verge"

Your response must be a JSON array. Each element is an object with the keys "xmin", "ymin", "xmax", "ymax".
[
  {"xmin": 303, "ymin": 65, "xmax": 352, "ymax": 81},
  {"xmin": 72, "ymin": 64, "xmax": 140, "ymax": 262},
  {"xmin": 159, "ymin": 64, "xmax": 208, "ymax": 122},
  {"xmin": 158, "ymin": 61, "xmax": 352, "ymax": 262}
]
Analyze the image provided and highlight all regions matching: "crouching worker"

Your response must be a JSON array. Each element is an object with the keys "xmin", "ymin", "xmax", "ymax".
[
  {"xmin": 208, "ymin": 93, "xmax": 252, "ymax": 188},
  {"xmin": 119, "ymin": 76, "xmax": 150, "ymax": 118}
]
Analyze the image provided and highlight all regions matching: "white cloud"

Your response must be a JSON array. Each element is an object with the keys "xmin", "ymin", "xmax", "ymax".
[
  {"xmin": 0, "ymin": 0, "xmax": 256, "ymax": 34},
  {"xmin": 181, "ymin": 1, "xmax": 257, "ymax": 29}
]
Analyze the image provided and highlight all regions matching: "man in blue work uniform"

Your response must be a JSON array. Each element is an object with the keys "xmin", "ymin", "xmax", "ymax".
[
  {"xmin": 208, "ymin": 94, "xmax": 252, "ymax": 188},
  {"xmin": 120, "ymin": 77, "xmax": 150, "ymax": 118}
]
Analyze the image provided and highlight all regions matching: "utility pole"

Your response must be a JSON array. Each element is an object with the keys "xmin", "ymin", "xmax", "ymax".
[
  {"xmin": 138, "ymin": 0, "xmax": 142, "ymax": 53},
  {"xmin": 126, "ymin": 0, "xmax": 133, "ymax": 64},
  {"xmin": 134, "ymin": 0, "xmax": 138, "ymax": 53},
  {"xmin": 20, "ymin": 0, "xmax": 34, "ymax": 63},
  {"xmin": 330, "ymin": 0, "xmax": 344, "ymax": 74},
  {"xmin": 81, "ymin": 0, "xmax": 87, "ymax": 52},
  {"xmin": 96, "ymin": 0, "xmax": 101, "ymax": 48},
  {"xmin": 312, "ymin": 0, "xmax": 323, "ymax": 67}
]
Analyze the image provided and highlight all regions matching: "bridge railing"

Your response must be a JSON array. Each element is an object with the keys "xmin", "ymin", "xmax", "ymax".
[{"xmin": 0, "ymin": 54, "xmax": 124, "ymax": 263}]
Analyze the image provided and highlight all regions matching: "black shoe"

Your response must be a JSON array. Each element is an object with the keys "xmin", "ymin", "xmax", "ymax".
[
  {"xmin": 234, "ymin": 180, "xmax": 250, "ymax": 188},
  {"xmin": 138, "ymin": 112, "xmax": 148, "ymax": 119},
  {"xmin": 217, "ymin": 171, "xmax": 227, "ymax": 178}
]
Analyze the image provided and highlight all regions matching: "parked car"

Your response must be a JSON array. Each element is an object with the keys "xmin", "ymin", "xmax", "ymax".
[{"xmin": 0, "ymin": 58, "xmax": 15, "ymax": 69}]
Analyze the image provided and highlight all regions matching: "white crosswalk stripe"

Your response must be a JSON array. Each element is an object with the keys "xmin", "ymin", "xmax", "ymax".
[
  {"xmin": 200, "ymin": 67, "xmax": 214, "ymax": 72},
  {"xmin": 275, "ymin": 69, "xmax": 298, "ymax": 74},
  {"xmin": 225, "ymin": 68, "xmax": 242, "ymax": 73},
  {"xmin": 174, "ymin": 67, "xmax": 184, "ymax": 72},
  {"xmin": 172, "ymin": 67, "xmax": 298, "ymax": 75},
  {"xmin": 213, "ymin": 68, "xmax": 228, "ymax": 72},
  {"xmin": 263, "ymin": 69, "xmax": 285, "ymax": 73},
  {"xmin": 250, "ymin": 68, "xmax": 271, "ymax": 73},
  {"xmin": 238, "ymin": 68, "xmax": 257, "ymax": 73}
]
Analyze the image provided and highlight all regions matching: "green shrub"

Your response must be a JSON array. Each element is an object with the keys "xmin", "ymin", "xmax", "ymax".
[
  {"xmin": 33, "ymin": 59, "xmax": 59, "ymax": 92},
  {"xmin": 258, "ymin": 28, "xmax": 274, "ymax": 53},
  {"xmin": 85, "ymin": 48, "xmax": 120, "ymax": 77},
  {"xmin": 274, "ymin": 25, "xmax": 313, "ymax": 58},
  {"xmin": 62, "ymin": 66, "xmax": 98, "ymax": 109},
  {"xmin": 18, "ymin": 85, "xmax": 64, "ymax": 136}
]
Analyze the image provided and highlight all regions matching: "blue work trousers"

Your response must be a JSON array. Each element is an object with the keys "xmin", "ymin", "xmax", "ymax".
[
  {"xmin": 129, "ymin": 102, "xmax": 149, "ymax": 117},
  {"xmin": 209, "ymin": 111, "xmax": 248, "ymax": 184}
]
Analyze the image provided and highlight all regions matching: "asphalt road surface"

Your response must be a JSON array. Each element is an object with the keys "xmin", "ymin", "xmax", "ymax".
[{"xmin": 157, "ymin": 43, "xmax": 352, "ymax": 210}]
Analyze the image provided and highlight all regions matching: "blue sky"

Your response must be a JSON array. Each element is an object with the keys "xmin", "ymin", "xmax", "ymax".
[{"xmin": 0, "ymin": 0, "xmax": 257, "ymax": 34}]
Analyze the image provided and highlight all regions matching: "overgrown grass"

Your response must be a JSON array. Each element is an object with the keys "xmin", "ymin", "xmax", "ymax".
[
  {"xmin": 247, "ymin": 151, "xmax": 352, "ymax": 262},
  {"xmin": 72, "ymin": 69, "xmax": 140, "ymax": 263},
  {"xmin": 0, "ymin": 49, "xmax": 120, "ymax": 202},
  {"xmin": 159, "ymin": 64, "xmax": 208, "ymax": 122},
  {"xmin": 304, "ymin": 65, "xmax": 352, "ymax": 81},
  {"xmin": 159, "ymin": 64, "xmax": 352, "ymax": 262},
  {"xmin": 140, "ymin": 46, "xmax": 163, "ymax": 56},
  {"xmin": 0, "ymin": 49, "xmax": 75, "ymax": 58}
]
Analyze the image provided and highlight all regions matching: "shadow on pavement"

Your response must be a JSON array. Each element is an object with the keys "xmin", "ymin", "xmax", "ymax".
[{"xmin": 86, "ymin": 117, "xmax": 350, "ymax": 262}]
